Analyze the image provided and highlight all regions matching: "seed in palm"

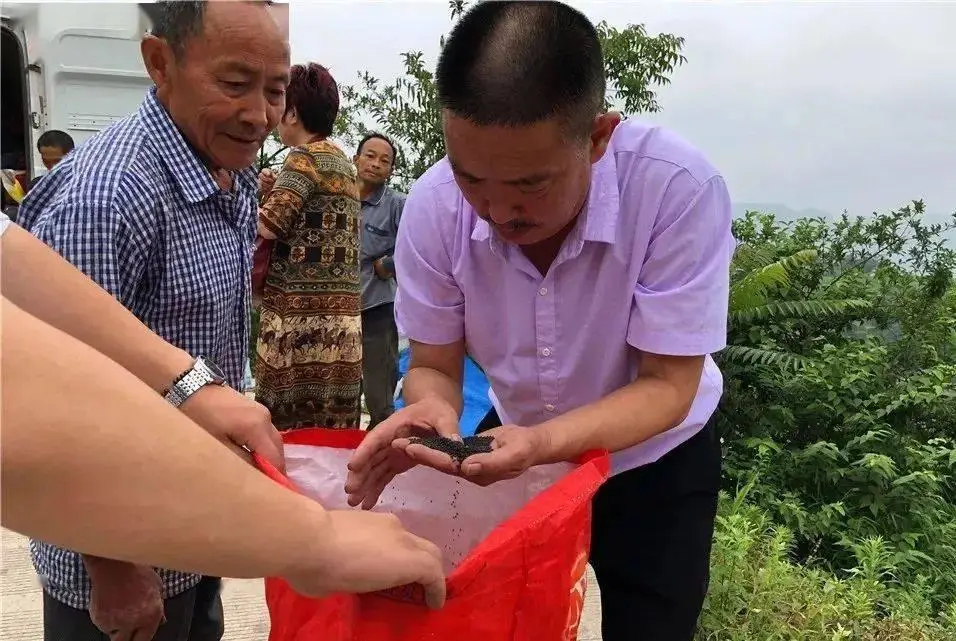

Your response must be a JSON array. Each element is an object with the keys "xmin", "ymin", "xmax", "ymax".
[{"xmin": 408, "ymin": 435, "xmax": 495, "ymax": 462}]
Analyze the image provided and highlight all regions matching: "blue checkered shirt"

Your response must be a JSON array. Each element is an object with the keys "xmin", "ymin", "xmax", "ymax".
[{"xmin": 19, "ymin": 87, "xmax": 257, "ymax": 609}]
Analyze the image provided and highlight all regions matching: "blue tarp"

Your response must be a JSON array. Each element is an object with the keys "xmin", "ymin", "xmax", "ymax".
[{"xmin": 394, "ymin": 348, "xmax": 492, "ymax": 437}]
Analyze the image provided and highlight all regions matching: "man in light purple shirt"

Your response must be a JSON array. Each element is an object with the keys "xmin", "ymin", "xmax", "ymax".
[{"xmin": 346, "ymin": 2, "xmax": 734, "ymax": 639}]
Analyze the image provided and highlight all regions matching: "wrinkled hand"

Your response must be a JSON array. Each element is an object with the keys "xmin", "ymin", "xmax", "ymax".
[
  {"xmin": 84, "ymin": 557, "xmax": 164, "ymax": 641},
  {"xmin": 456, "ymin": 424, "xmax": 547, "ymax": 486},
  {"xmin": 258, "ymin": 169, "xmax": 276, "ymax": 196},
  {"xmin": 284, "ymin": 510, "xmax": 446, "ymax": 609},
  {"xmin": 345, "ymin": 397, "xmax": 460, "ymax": 509},
  {"xmin": 181, "ymin": 384, "xmax": 285, "ymax": 472}
]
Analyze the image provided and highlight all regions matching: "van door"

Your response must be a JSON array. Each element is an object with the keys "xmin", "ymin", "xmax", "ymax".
[
  {"xmin": 1, "ymin": 17, "xmax": 34, "ymax": 217},
  {"xmin": 1, "ymin": 3, "xmax": 45, "ymax": 184},
  {"xmin": 3, "ymin": 3, "xmax": 150, "ymax": 180},
  {"xmin": 40, "ymin": 3, "xmax": 152, "ymax": 151},
  {"xmin": 1, "ymin": 18, "xmax": 32, "ymax": 173}
]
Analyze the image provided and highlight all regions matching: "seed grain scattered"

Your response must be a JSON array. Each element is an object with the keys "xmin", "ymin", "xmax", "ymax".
[{"xmin": 407, "ymin": 435, "xmax": 494, "ymax": 462}]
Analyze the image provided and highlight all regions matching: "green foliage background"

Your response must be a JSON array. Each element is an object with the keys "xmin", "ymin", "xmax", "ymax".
[{"xmin": 717, "ymin": 203, "xmax": 956, "ymax": 630}]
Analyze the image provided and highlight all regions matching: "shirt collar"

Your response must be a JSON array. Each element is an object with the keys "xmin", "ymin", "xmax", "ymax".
[
  {"xmin": 362, "ymin": 182, "xmax": 389, "ymax": 207},
  {"xmin": 139, "ymin": 87, "xmax": 251, "ymax": 205},
  {"xmin": 470, "ymin": 148, "xmax": 621, "ymax": 250},
  {"xmin": 233, "ymin": 166, "xmax": 258, "ymax": 196}
]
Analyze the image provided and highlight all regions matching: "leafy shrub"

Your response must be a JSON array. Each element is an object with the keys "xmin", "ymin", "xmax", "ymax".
[
  {"xmin": 699, "ymin": 491, "xmax": 956, "ymax": 640},
  {"xmin": 718, "ymin": 202, "xmax": 956, "ymax": 609}
]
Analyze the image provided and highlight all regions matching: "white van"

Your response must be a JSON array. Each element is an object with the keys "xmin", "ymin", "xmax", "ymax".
[{"xmin": 1, "ymin": 2, "xmax": 151, "ymax": 193}]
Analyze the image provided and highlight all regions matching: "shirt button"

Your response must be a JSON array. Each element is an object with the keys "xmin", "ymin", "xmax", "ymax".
[
  {"xmin": 544, "ymin": 404, "xmax": 556, "ymax": 412},
  {"xmin": 541, "ymin": 347, "xmax": 552, "ymax": 357},
  {"xmin": 539, "ymin": 287, "xmax": 548, "ymax": 296}
]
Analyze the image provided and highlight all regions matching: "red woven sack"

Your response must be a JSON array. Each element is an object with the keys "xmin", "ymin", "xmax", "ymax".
[{"xmin": 254, "ymin": 428, "xmax": 609, "ymax": 641}]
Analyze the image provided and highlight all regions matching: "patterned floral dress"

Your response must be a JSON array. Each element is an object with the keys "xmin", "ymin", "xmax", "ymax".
[{"xmin": 255, "ymin": 141, "xmax": 362, "ymax": 429}]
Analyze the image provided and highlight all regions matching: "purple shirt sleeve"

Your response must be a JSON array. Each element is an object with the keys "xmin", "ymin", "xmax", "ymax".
[
  {"xmin": 393, "ymin": 183, "xmax": 465, "ymax": 345},
  {"xmin": 626, "ymin": 174, "xmax": 734, "ymax": 356}
]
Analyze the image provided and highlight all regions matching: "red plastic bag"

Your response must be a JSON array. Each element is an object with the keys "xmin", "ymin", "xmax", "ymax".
[
  {"xmin": 255, "ymin": 428, "xmax": 609, "ymax": 641},
  {"xmin": 251, "ymin": 236, "xmax": 274, "ymax": 297}
]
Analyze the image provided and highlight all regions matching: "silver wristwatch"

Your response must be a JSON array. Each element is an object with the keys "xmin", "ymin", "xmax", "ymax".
[{"xmin": 164, "ymin": 356, "xmax": 227, "ymax": 408}]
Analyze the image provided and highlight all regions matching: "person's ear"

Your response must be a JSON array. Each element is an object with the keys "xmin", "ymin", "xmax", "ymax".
[
  {"xmin": 588, "ymin": 111, "xmax": 622, "ymax": 164},
  {"xmin": 140, "ymin": 35, "xmax": 176, "ymax": 90}
]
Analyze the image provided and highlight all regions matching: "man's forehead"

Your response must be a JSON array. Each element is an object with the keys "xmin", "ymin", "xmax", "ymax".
[
  {"xmin": 448, "ymin": 154, "xmax": 559, "ymax": 186},
  {"xmin": 363, "ymin": 139, "xmax": 393, "ymax": 156},
  {"xmin": 188, "ymin": 5, "xmax": 290, "ymax": 74},
  {"xmin": 443, "ymin": 114, "xmax": 571, "ymax": 183},
  {"xmin": 266, "ymin": 1, "xmax": 289, "ymax": 40}
]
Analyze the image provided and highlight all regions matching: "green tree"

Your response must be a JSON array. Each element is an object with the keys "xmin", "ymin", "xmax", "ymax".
[
  {"xmin": 333, "ymin": 0, "xmax": 686, "ymax": 190},
  {"xmin": 721, "ymin": 245, "xmax": 870, "ymax": 371},
  {"xmin": 717, "ymin": 203, "xmax": 956, "ymax": 610}
]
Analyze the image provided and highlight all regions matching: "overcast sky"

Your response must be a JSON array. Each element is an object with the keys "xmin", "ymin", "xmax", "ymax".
[{"xmin": 289, "ymin": 1, "xmax": 955, "ymax": 221}]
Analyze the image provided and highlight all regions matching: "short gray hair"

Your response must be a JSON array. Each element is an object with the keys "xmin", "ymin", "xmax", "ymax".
[{"xmin": 140, "ymin": 1, "xmax": 207, "ymax": 56}]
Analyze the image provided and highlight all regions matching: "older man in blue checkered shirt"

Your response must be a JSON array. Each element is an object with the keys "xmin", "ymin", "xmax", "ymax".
[{"xmin": 17, "ymin": 2, "xmax": 290, "ymax": 640}]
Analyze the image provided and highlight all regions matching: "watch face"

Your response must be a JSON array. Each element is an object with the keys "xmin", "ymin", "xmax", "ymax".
[{"xmin": 199, "ymin": 356, "xmax": 226, "ymax": 382}]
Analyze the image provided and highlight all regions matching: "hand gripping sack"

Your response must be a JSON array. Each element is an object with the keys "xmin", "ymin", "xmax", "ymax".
[{"xmin": 255, "ymin": 428, "xmax": 609, "ymax": 641}]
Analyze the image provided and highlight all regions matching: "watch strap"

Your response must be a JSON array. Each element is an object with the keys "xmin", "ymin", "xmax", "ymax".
[{"xmin": 164, "ymin": 358, "xmax": 224, "ymax": 408}]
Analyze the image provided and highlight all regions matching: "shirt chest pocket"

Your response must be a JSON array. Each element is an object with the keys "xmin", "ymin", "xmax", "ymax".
[{"xmin": 362, "ymin": 221, "xmax": 394, "ymax": 258}]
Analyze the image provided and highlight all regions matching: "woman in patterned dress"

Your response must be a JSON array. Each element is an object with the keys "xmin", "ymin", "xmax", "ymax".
[{"xmin": 255, "ymin": 63, "xmax": 362, "ymax": 429}]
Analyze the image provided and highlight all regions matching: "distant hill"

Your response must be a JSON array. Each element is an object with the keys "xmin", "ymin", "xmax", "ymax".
[
  {"xmin": 732, "ymin": 202, "xmax": 834, "ymax": 222},
  {"xmin": 732, "ymin": 202, "xmax": 955, "ymax": 247}
]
